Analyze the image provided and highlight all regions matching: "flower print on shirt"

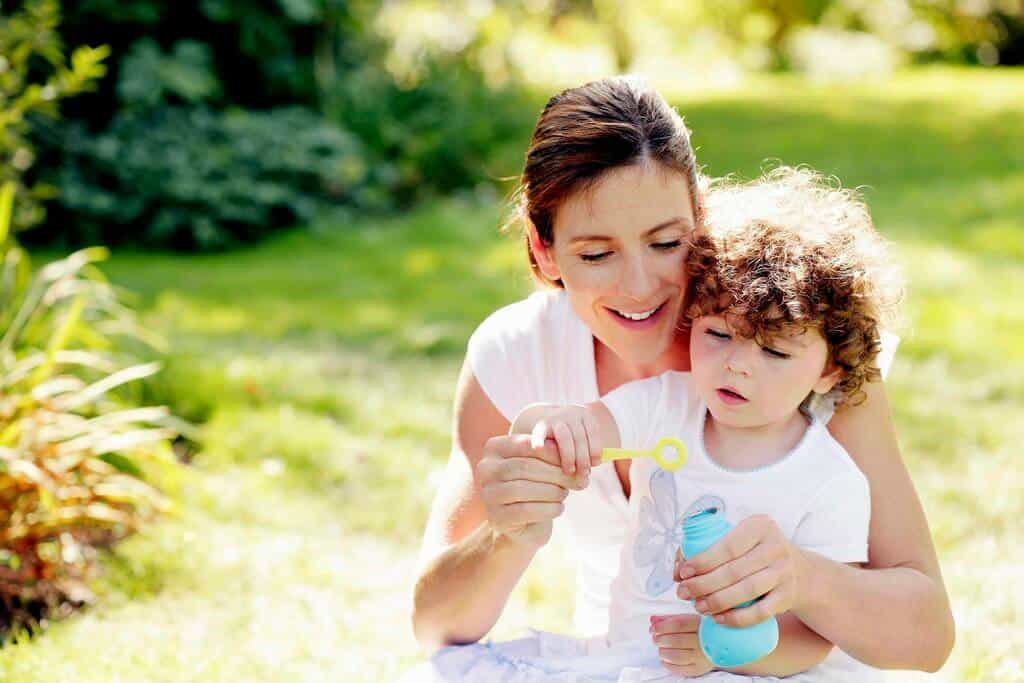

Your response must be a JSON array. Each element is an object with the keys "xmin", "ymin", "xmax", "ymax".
[
  {"xmin": 633, "ymin": 469, "xmax": 685, "ymax": 597},
  {"xmin": 633, "ymin": 474, "xmax": 729, "ymax": 598}
]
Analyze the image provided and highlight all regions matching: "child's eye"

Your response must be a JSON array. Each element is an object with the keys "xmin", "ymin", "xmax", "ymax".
[
  {"xmin": 705, "ymin": 328, "xmax": 730, "ymax": 340},
  {"xmin": 580, "ymin": 251, "xmax": 611, "ymax": 263},
  {"xmin": 762, "ymin": 346, "xmax": 790, "ymax": 359},
  {"xmin": 651, "ymin": 240, "xmax": 682, "ymax": 251}
]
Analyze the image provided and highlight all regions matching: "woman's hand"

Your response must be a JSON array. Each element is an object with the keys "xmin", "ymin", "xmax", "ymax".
[
  {"xmin": 649, "ymin": 614, "xmax": 714, "ymax": 678},
  {"xmin": 674, "ymin": 515, "xmax": 810, "ymax": 627},
  {"xmin": 476, "ymin": 433, "xmax": 588, "ymax": 550}
]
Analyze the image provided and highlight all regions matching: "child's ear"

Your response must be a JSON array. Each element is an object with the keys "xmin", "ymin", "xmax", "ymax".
[
  {"xmin": 528, "ymin": 223, "xmax": 562, "ymax": 282},
  {"xmin": 813, "ymin": 362, "xmax": 843, "ymax": 396}
]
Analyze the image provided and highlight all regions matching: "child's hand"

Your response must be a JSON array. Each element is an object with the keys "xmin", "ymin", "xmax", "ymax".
[
  {"xmin": 649, "ymin": 614, "xmax": 714, "ymax": 678},
  {"xmin": 528, "ymin": 404, "xmax": 603, "ymax": 477}
]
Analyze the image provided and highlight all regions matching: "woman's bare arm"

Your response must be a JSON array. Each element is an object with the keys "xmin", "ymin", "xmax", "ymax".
[
  {"xmin": 800, "ymin": 379, "xmax": 955, "ymax": 671},
  {"xmin": 411, "ymin": 361, "xmax": 581, "ymax": 653}
]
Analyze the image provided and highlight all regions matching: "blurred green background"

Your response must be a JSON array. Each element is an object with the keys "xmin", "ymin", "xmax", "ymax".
[{"xmin": 1, "ymin": 0, "xmax": 1022, "ymax": 681}]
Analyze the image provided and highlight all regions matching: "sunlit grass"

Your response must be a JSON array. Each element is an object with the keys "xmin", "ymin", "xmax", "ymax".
[{"xmin": 1, "ymin": 67, "xmax": 1022, "ymax": 681}]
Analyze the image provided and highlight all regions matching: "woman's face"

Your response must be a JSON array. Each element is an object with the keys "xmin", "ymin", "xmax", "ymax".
[{"xmin": 536, "ymin": 163, "xmax": 696, "ymax": 368}]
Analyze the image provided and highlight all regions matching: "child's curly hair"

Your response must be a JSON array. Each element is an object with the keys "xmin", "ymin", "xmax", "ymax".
[{"xmin": 685, "ymin": 166, "xmax": 903, "ymax": 405}]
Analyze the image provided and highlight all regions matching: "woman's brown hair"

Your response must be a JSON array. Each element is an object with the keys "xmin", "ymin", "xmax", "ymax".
[{"xmin": 509, "ymin": 76, "xmax": 704, "ymax": 287}]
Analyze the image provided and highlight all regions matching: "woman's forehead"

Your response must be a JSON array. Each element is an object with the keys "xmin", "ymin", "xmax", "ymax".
[{"xmin": 553, "ymin": 164, "xmax": 695, "ymax": 241}]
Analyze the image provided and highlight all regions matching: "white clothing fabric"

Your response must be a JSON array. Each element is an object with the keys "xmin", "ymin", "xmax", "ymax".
[
  {"xmin": 600, "ymin": 372, "xmax": 878, "ymax": 681},
  {"xmin": 467, "ymin": 290, "xmax": 897, "ymax": 637},
  {"xmin": 414, "ymin": 629, "xmax": 877, "ymax": 682},
  {"xmin": 407, "ymin": 629, "xmax": 825, "ymax": 682}
]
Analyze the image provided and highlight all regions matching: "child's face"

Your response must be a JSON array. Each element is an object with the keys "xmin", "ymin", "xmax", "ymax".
[{"xmin": 690, "ymin": 314, "xmax": 840, "ymax": 429}]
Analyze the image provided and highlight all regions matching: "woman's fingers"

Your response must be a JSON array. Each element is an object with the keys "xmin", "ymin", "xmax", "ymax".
[
  {"xmin": 677, "ymin": 540, "xmax": 775, "ymax": 601},
  {"xmin": 478, "ymin": 434, "xmax": 581, "ymax": 542},
  {"xmin": 484, "ymin": 433, "xmax": 587, "ymax": 489},
  {"xmin": 499, "ymin": 501, "xmax": 564, "ymax": 525},
  {"xmin": 489, "ymin": 480, "xmax": 569, "ymax": 505}
]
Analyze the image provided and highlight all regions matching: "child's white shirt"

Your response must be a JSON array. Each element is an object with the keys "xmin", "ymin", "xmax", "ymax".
[{"xmin": 601, "ymin": 371, "xmax": 876, "ymax": 679}]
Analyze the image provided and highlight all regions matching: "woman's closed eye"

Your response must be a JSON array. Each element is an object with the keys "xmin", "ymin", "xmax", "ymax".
[
  {"xmin": 580, "ymin": 240, "xmax": 680, "ymax": 263},
  {"xmin": 705, "ymin": 328, "xmax": 730, "ymax": 340}
]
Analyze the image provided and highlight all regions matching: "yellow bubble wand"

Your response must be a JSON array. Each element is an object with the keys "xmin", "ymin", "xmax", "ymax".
[{"xmin": 602, "ymin": 436, "xmax": 689, "ymax": 471}]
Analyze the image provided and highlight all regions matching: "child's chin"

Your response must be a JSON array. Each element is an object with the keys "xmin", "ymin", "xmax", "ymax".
[{"xmin": 707, "ymin": 407, "xmax": 756, "ymax": 428}]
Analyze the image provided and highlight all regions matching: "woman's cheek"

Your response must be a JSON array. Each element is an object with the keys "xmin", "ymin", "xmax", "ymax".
[
  {"xmin": 653, "ymin": 250, "xmax": 688, "ymax": 287},
  {"xmin": 568, "ymin": 262, "xmax": 618, "ymax": 291}
]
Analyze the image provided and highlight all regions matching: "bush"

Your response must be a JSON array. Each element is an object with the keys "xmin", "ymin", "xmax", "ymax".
[
  {"xmin": 0, "ymin": 0, "xmax": 107, "ymax": 235},
  {"xmin": 35, "ymin": 106, "xmax": 376, "ymax": 250},
  {"xmin": 326, "ymin": 57, "xmax": 535, "ymax": 207},
  {"xmin": 0, "ymin": 184, "xmax": 180, "ymax": 628}
]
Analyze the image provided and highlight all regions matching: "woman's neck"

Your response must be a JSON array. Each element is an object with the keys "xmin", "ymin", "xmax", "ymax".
[
  {"xmin": 593, "ymin": 333, "xmax": 691, "ymax": 395},
  {"xmin": 704, "ymin": 409, "xmax": 810, "ymax": 471}
]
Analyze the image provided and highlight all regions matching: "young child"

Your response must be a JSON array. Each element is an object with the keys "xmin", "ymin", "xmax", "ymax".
[{"xmin": 420, "ymin": 167, "xmax": 901, "ymax": 682}]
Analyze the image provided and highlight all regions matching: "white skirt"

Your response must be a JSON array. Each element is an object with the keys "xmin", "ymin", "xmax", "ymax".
[{"xmin": 401, "ymin": 630, "xmax": 783, "ymax": 682}]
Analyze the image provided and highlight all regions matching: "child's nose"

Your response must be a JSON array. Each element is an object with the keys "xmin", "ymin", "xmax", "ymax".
[{"xmin": 724, "ymin": 345, "xmax": 754, "ymax": 376}]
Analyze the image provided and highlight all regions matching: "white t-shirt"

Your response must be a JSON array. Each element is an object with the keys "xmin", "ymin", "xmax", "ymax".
[
  {"xmin": 466, "ymin": 291, "xmax": 897, "ymax": 656},
  {"xmin": 601, "ymin": 372, "xmax": 879, "ymax": 681}
]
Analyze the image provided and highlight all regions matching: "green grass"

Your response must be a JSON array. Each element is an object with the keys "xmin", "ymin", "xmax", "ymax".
[{"xmin": 1, "ymin": 66, "xmax": 1022, "ymax": 681}]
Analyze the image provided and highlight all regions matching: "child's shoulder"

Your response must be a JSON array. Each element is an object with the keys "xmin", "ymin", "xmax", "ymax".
[
  {"xmin": 801, "ymin": 419, "xmax": 871, "ymax": 491},
  {"xmin": 604, "ymin": 370, "xmax": 699, "ymax": 410},
  {"xmin": 623, "ymin": 370, "xmax": 695, "ymax": 394}
]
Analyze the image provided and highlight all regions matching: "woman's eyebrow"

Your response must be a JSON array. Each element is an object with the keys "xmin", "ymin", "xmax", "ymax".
[
  {"xmin": 568, "ymin": 216, "xmax": 692, "ymax": 244},
  {"xmin": 644, "ymin": 216, "xmax": 692, "ymax": 235}
]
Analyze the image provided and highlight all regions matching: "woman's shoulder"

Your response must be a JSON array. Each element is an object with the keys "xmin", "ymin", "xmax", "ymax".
[
  {"xmin": 466, "ymin": 289, "xmax": 591, "ymax": 421},
  {"xmin": 473, "ymin": 289, "xmax": 572, "ymax": 335},
  {"xmin": 468, "ymin": 289, "xmax": 579, "ymax": 355}
]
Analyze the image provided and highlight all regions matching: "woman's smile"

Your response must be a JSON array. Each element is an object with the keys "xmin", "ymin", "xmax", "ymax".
[{"xmin": 605, "ymin": 300, "xmax": 669, "ymax": 329}]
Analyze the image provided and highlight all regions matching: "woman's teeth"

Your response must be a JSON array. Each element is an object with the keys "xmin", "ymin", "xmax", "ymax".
[{"xmin": 614, "ymin": 305, "xmax": 660, "ymax": 321}]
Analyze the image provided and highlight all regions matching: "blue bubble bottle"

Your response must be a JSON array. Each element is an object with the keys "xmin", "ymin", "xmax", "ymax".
[{"xmin": 680, "ymin": 508, "xmax": 779, "ymax": 668}]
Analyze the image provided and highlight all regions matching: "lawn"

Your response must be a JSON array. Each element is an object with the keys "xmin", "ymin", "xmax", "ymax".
[{"xmin": 1, "ymin": 66, "xmax": 1021, "ymax": 682}]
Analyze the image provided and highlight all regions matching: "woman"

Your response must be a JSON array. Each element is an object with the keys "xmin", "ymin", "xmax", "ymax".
[{"xmin": 411, "ymin": 76, "xmax": 955, "ymax": 675}]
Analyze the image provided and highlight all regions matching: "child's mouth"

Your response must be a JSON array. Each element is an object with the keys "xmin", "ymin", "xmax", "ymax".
[{"xmin": 716, "ymin": 387, "xmax": 748, "ymax": 405}]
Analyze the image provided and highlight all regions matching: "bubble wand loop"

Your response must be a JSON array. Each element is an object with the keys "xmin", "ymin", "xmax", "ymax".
[{"xmin": 601, "ymin": 436, "xmax": 689, "ymax": 471}]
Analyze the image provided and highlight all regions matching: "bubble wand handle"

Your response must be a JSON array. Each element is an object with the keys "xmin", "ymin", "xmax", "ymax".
[{"xmin": 601, "ymin": 437, "xmax": 689, "ymax": 471}]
